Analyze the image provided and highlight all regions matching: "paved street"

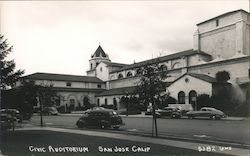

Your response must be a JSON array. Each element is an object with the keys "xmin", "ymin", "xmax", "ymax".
[{"xmin": 29, "ymin": 115, "xmax": 250, "ymax": 146}]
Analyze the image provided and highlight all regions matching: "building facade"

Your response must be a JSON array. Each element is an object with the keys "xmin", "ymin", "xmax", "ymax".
[{"xmin": 21, "ymin": 9, "xmax": 250, "ymax": 110}]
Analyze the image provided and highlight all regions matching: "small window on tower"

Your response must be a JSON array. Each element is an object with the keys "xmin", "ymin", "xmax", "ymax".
[
  {"xmin": 216, "ymin": 19, "xmax": 219, "ymax": 27},
  {"xmin": 97, "ymin": 84, "xmax": 102, "ymax": 88},
  {"xmin": 66, "ymin": 82, "xmax": 71, "ymax": 87}
]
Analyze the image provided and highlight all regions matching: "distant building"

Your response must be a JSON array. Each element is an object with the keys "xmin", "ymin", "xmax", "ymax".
[{"xmin": 19, "ymin": 9, "xmax": 250, "ymax": 110}]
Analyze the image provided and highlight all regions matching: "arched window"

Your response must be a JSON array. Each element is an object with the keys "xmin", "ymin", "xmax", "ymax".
[
  {"xmin": 90, "ymin": 63, "xmax": 93, "ymax": 69},
  {"xmin": 135, "ymin": 68, "xmax": 142, "ymax": 76},
  {"xmin": 126, "ymin": 71, "xmax": 133, "ymax": 77},
  {"xmin": 118, "ymin": 73, "xmax": 124, "ymax": 79},
  {"xmin": 178, "ymin": 91, "xmax": 185, "ymax": 104},
  {"xmin": 97, "ymin": 98, "xmax": 100, "ymax": 106},
  {"xmin": 172, "ymin": 62, "xmax": 181, "ymax": 69},
  {"xmin": 113, "ymin": 98, "xmax": 117, "ymax": 110},
  {"xmin": 105, "ymin": 98, "xmax": 108, "ymax": 105},
  {"xmin": 83, "ymin": 97, "xmax": 90, "ymax": 109},
  {"xmin": 189, "ymin": 90, "xmax": 197, "ymax": 105},
  {"xmin": 159, "ymin": 64, "xmax": 168, "ymax": 71}
]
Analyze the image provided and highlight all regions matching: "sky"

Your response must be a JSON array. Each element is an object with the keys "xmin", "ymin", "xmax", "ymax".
[{"xmin": 1, "ymin": 1, "xmax": 249, "ymax": 76}]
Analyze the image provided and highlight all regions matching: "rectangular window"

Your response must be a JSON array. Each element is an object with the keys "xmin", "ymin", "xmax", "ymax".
[
  {"xmin": 105, "ymin": 98, "xmax": 108, "ymax": 105},
  {"xmin": 66, "ymin": 82, "xmax": 71, "ymax": 87},
  {"xmin": 216, "ymin": 19, "xmax": 219, "ymax": 27},
  {"xmin": 97, "ymin": 84, "xmax": 102, "ymax": 88},
  {"xmin": 69, "ymin": 99, "xmax": 75, "ymax": 105}
]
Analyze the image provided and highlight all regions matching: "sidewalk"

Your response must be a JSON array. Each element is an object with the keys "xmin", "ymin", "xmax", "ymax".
[{"xmin": 16, "ymin": 126, "xmax": 250, "ymax": 156}]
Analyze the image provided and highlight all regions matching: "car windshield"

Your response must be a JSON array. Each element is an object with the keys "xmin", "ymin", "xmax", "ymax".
[{"xmin": 49, "ymin": 107, "xmax": 57, "ymax": 111}]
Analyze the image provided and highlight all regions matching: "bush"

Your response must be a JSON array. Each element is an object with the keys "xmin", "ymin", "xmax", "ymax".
[
  {"xmin": 100, "ymin": 104, "xmax": 115, "ymax": 110},
  {"xmin": 57, "ymin": 106, "xmax": 71, "ymax": 113},
  {"xmin": 197, "ymin": 94, "xmax": 210, "ymax": 110}
]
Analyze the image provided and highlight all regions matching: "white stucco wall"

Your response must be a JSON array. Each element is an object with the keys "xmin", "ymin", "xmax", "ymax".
[
  {"xmin": 197, "ymin": 10, "xmax": 250, "ymax": 59},
  {"xmin": 200, "ymin": 25, "xmax": 236, "ymax": 58},
  {"xmin": 58, "ymin": 92, "xmax": 96, "ymax": 107},
  {"xmin": 33, "ymin": 80, "xmax": 104, "ymax": 89},
  {"xmin": 109, "ymin": 77, "xmax": 140, "ymax": 89},
  {"xmin": 188, "ymin": 57, "xmax": 250, "ymax": 84},
  {"xmin": 167, "ymin": 75, "xmax": 213, "ymax": 104},
  {"xmin": 96, "ymin": 62, "xmax": 109, "ymax": 81}
]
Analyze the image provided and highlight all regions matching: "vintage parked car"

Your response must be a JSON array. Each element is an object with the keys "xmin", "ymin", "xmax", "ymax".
[
  {"xmin": 42, "ymin": 107, "xmax": 58, "ymax": 115},
  {"xmin": 186, "ymin": 107, "xmax": 227, "ymax": 120},
  {"xmin": 145, "ymin": 109, "xmax": 162, "ymax": 118},
  {"xmin": 76, "ymin": 109, "xmax": 124, "ymax": 129},
  {"xmin": 0, "ymin": 113, "xmax": 13, "ymax": 130},
  {"xmin": 0, "ymin": 109, "xmax": 22, "ymax": 123},
  {"xmin": 156, "ymin": 107, "xmax": 182, "ymax": 118}
]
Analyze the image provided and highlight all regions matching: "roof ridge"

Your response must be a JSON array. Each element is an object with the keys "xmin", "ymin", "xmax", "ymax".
[
  {"xmin": 24, "ymin": 72, "xmax": 94, "ymax": 78},
  {"xmin": 92, "ymin": 45, "xmax": 108, "ymax": 58},
  {"xmin": 110, "ymin": 49, "xmax": 211, "ymax": 73},
  {"xmin": 197, "ymin": 9, "xmax": 249, "ymax": 25}
]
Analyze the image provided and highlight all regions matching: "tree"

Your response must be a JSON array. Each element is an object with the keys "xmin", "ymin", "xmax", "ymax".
[
  {"xmin": 136, "ymin": 62, "xmax": 169, "ymax": 137},
  {"xmin": 0, "ymin": 35, "xmax": 24, "ymax": 89},
  {"xmin": 215, "ymin": 71, "xmax": 230, "ymax": 82},
  {"xmin": 2, "ymin": 81, "xmax": 57, "ymax": 120},
  {"xmin": 197, "ymin": 94, "xmax": 210, "ymax": 110}
]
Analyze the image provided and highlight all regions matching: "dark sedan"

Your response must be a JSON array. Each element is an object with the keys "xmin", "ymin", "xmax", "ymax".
[
  {"xmin": 76, "ymin": 109, "xmax": 124, "ymax": 129},
  {"xmin": 156, "ymin": 107, "xmax": 182, "ymax": 118}
]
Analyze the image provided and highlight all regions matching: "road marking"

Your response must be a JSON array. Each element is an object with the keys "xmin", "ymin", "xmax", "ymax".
[
  {"xmin": 45, "ymin": 123, "xmax": 53, "ymax": 125},
  {"xmin": 193, "ymin": 134, "xmax": 211, "ymax": 138}
]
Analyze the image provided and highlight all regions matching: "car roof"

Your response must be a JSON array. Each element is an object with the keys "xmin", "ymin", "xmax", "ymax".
[
  {"xmin": 201, "ymin": 107, "xmax": 217, "ymax": 110},
  {"xmin": 164, "ymin": 107, "xmax": 178, "ymax": 109},
  {"xmin": 0, "ymin": 109, "xmax": 19, "ymax": 112},
  {"xmin": 87, "ymin": 109, "xmax": 115, "ymax": 113}
]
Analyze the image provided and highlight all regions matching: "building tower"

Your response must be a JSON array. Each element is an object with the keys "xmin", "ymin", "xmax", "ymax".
[{"xmin": 87, "ymin": 45, "xmax": 111, "ymax": 76}]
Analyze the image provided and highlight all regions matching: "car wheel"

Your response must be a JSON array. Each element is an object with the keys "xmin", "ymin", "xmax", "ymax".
[
  {"xmin": 188, "ymin": 115, "xmax": 194, "ymax": 119},
  {"xmin": 211, "ymin": 115, "xmax": 216, "ymax": 120},
  {"xmin": 216, "ymin": 116, "xmax": 221, "ymax": 120},
  {"xmin": 172, "ymin": 114, "xmax": 176, "ymax": 118},
  {"xmin": 113, "ymin": 126, "xmax": 120, "ymax": 130},
  {"xmin": 101, "ymin": 124, "xmax": 109, "ymax": 129},
  {"xmin": 76, "ymin": 121, "xmax": 85, "ymax": 128},
  {"xmin": 100, "ymin": 121, "xmax": 110, "ymax": 129}
]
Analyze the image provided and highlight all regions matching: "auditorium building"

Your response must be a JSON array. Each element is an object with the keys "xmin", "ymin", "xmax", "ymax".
[{"xmin": 21, "ymin": 9, "xmax": 250, "ymax": 110}]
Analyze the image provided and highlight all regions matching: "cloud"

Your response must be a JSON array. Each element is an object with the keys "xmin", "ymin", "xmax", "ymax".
[{"xmin": 1, "ymin": 1, "xmax": 249, "ymax": 75}]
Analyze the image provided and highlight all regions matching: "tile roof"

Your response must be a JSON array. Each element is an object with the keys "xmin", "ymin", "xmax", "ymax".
[
  {"xmin": 52, "ymin": 87, "xmax": 105, "ymax": 93},
  {"xmin": 96, "ymin": 86, "xmax": 137, "ymax": 97},
  {"xmin": 23, "ymin": 73, "xmax": 103, "ymax": 83},
  {"xmin": 92, "ymin": 45, "xmax": 108, "ymax": 58},
  {"xmin": 169, "ymin": 72, "xmax": 217, "ymax": 86},
  {"xmin": 105, "ymin": 62, "xmax": 129, "ymax": 67},
  {"xmin": 110, "ymin": 49, "xmax": 211, "ymax": 73},
  {"xmin": 96, "ymin": 82, "xmax": 172, "ymax": 97},
  {"xmin": 187, "ymin": 73, "xmax": 217, "ymax": 83}
]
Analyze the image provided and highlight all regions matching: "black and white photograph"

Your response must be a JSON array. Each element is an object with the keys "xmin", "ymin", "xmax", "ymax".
[{"xmin": 0, "ymin": 0, "xmax": 250, "ymax": 155}]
